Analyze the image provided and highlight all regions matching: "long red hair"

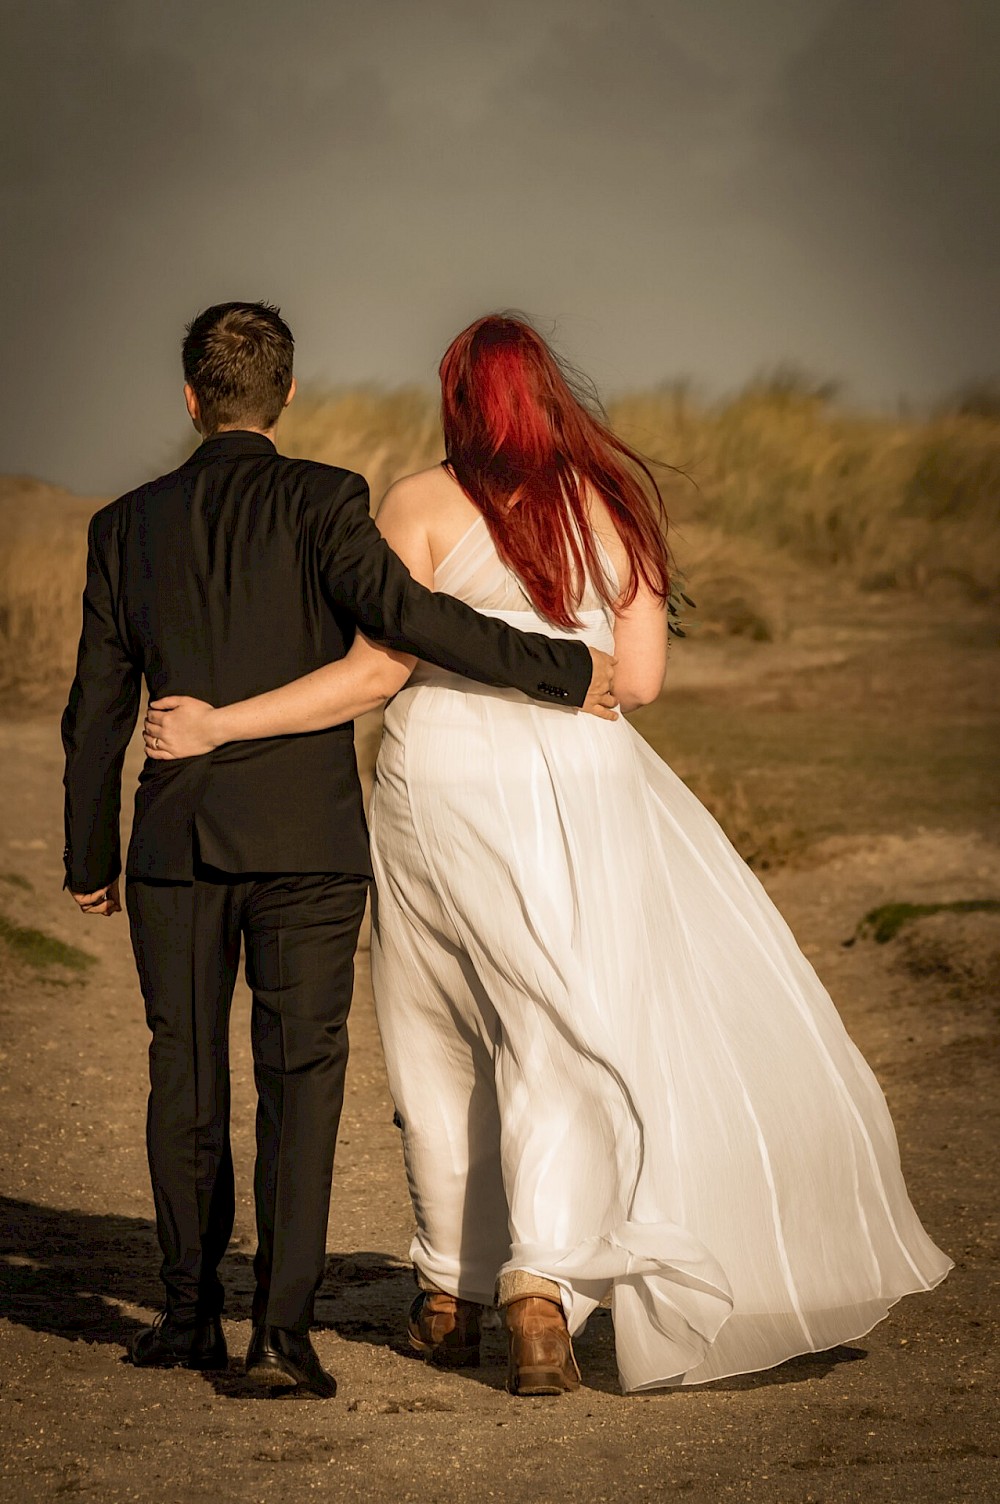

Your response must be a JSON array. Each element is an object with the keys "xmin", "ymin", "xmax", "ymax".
[{"xmin": 439, "ymin": 313, "xmax": 672, "ymax": 629}]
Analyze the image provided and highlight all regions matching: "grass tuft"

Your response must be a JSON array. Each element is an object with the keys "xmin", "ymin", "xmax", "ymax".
[{"xmin": 667, "ymin": 765, "xmax": 808, "ymax": 870}]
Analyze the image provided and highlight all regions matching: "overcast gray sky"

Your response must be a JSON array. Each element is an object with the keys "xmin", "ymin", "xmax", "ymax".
[{"xmin": 2, "ymin": 0, "xmax": 997, "ymax": 494}]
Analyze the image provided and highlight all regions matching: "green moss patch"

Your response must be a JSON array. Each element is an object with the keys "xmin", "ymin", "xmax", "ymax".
[
  {"xmin": 854, "ymin": 899, "xmax": 1000, "ymax": 945},
  {"xmin": 0, "ymin": 911, "xmax": 96, "ymax": 973}
]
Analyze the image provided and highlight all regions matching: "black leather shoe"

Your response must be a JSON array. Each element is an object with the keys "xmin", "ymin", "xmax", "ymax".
[
  {"xmin": 244, "ymin": 1325, "xmax": 337, "ymax": 1398},
  {"xmin": 129, "ymin": 1312, "xmax": 228, "ymax": 1371}
]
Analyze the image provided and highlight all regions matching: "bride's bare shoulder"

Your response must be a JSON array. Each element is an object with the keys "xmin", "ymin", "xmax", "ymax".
[
  {"xmin": 375, "ymin": 463, "xmax": 453, "ymax": 515},
  {"xmin": 376, "ymin": 463, "xmax": 479, "ymax": 552},
  {"xmin": 370, "ymin": 467, "xmax": 441, "ymax": 548}
]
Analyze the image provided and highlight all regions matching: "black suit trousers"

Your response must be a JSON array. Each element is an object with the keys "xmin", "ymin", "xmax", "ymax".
[{"xmin": 126, "ymin": 865, "xmax": 369, "ymax": 1332}]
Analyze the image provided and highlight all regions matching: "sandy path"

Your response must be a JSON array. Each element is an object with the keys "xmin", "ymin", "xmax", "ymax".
[{"xmin": 0, "ymin": 710, "xmax": 996, "ymax": 1504}]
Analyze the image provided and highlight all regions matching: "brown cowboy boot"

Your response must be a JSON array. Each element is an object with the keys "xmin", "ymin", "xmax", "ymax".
[
  {"xmin": 504, "ymin": 1295, "xmax": 581, "ymax": 1396},
  {"xmin": 406, "ymin": 1291, "xmax": 482, "ymax": 1368}
]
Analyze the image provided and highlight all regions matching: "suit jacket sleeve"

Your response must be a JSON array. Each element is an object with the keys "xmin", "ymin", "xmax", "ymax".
[
  {"xmin": 318, "ymin": 474, "xmax": 594, "ymax": 706},
  {"xmin": 61, "ymin": 507, "xmax": 142, "ymax": 892}
]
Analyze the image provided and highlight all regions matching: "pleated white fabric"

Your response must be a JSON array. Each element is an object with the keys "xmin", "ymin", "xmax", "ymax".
[{"xmin": 369, "ymin": 515, "xmax": 951, "ymax": 1392}]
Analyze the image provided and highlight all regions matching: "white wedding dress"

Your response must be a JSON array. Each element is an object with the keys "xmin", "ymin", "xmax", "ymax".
[{"xmin": 369, "ymin": 514, "xmax": 951, "ymax": 1392}]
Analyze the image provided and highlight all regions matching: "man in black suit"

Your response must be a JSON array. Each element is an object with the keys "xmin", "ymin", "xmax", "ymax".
[{"xmin": 62, "ymin": 302, "xmax": 614, "ymax": 1397}]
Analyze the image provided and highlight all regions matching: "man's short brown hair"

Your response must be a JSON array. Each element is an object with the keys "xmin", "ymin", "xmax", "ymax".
[{"xmin": 182, "ymin": 302, "xmax": 294, "ymax": 434}]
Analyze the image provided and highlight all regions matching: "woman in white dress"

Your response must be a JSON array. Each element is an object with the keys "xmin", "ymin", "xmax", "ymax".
[{"xmin": 144, "ymin": 314, "xmax": 951, "ymax": 1396}]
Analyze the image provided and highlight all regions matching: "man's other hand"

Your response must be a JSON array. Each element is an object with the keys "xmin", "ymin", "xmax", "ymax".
[
  {"xmin": 581, "ymin": 648, "xmax": 618, "ymax": 722},
  {"xmin": 70, "ymin": 878, "xmax": 122, "ymax": 917}
]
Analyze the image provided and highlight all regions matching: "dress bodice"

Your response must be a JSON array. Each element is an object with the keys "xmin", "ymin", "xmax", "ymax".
[{"xmin": 426, "ymin": 513, "xmax": 618, "ymax": 661}]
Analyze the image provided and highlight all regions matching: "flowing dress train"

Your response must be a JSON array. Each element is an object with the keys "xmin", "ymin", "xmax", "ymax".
[{"xmin": 369, "ymin": 515, "xmax": 951, "ymax": 1392}]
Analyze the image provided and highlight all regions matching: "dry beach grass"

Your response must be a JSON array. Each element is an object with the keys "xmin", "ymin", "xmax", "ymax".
[{"xmin": 3, "ymin": 377, "xmax": 998, "ymax": 695}]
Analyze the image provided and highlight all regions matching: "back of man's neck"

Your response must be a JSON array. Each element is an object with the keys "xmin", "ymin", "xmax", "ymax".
[{"xmin": 205, "ymin": 424, "xmax": 278, "ymax": 442}]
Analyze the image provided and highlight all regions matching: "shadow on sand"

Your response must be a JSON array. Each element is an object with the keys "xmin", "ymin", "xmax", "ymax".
[
  {"xmin": 0, "ymin": 1196, "xmax": 417, "ymax": 1400},
  {"xmin": 0, "ymin": 1196, "xmax": 867, "ymax": 1399}
]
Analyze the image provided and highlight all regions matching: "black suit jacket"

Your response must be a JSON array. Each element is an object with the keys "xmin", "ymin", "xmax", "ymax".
[{"xmin": 61, "ymin": 431, "xmax": 592, "ymax": 891}]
